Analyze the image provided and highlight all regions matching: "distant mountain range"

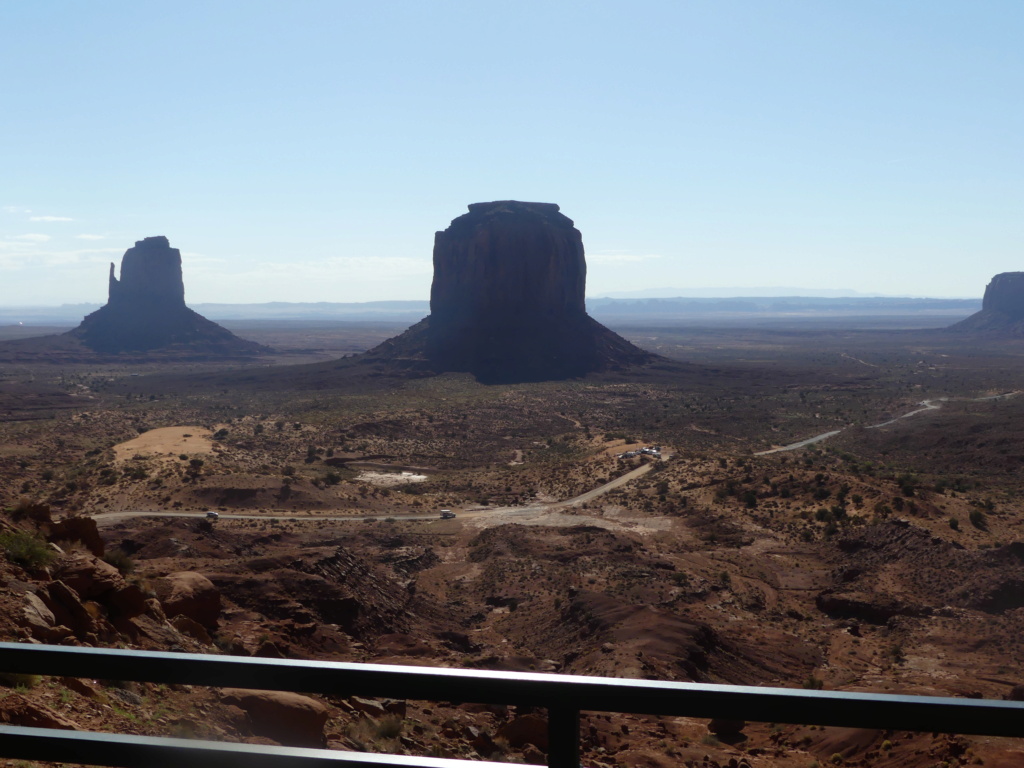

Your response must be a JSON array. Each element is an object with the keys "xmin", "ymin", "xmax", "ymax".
[
  {"xmin": 0, "ymin": 295, "xmax": 982, "ymax": 326},
  {"xmin": 595, "ymin": 287, "xmax": 890, "ymax": 299}
]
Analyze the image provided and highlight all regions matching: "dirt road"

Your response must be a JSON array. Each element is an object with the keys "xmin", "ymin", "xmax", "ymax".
[
  {"xmin": 91, "ymin": 457, "xmax": 664, "ymax": 528},
  {"xmin": 755, "ymin": 391, "xmax": 1020, "ymax": 456}
]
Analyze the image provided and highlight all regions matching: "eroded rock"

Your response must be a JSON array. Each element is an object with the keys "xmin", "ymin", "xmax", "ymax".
[
  {"xmin": 46, "ymin": 516, "xmax": 104, "ymax": 557},
  {"xmin": 220, "ymin": 688, "xmax": 329, "ymax": 747},
  {"xmin": 58, "ymin": 554, "xmax": 123, "ymax": 600},
  {"xmin": 0, "ymin": 692, "xmax": 81, "ymax": 730},
  {"xmin": 367, "ymin": 201, "xmax": 656, "ymax": 383},
  {"xmin": 68, "ymin": 236, "xmax": 264, "ymax": 354},
  {"xmin": 155, "ymin": 571, "xmax": 221, "ymax": 629}
]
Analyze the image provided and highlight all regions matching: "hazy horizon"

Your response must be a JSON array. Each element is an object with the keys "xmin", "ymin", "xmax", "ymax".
[{"xmin": 0, "ymin": 287, "xmax": 984, "ymax": 312}]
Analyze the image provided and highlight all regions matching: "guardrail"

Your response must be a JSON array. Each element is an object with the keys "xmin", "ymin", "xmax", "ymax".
[{"xmin": 0, "ymin": 641, "xmax": 1021, "ymax": 768}]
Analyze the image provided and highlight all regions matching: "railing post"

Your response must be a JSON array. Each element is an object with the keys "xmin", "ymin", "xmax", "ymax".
[{"xmin": 547, "ymin": 705, "xmax": 580, "ymax": 768}]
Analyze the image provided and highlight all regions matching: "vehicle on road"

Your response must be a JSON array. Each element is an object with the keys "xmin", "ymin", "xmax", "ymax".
[
  {"xmin": 439, "ymin": 509, "xmax": 456, "ymax": 519},
  {"xmin": 205, "ymin": 510, "xmax": 220, "ymax": 519}
]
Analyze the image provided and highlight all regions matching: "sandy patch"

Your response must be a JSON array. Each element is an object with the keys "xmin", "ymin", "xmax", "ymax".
[
  {"xmin": 356, "ymin": 470, "xmax": 428, "ymax": 487},
  {"xmin": 113, "ymin": 426, "xmax": 214, "ymax": 463}
]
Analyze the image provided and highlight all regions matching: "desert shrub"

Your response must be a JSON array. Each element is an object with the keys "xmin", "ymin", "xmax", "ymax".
[
  {"xmin": 10, "ymin": 499, "xmax": 50, "ymax": 520},
  {"xmin": 0, "ymin": 530, "xmax": 56, "ymax": 569},
  {"xmin": 948, "ymin": 517, "xmax": 960, "ymax": 531},
  {"xmin": 374, "ymin": 716, "xmax": 403, "ymax": 739},
  {"xmin": 969, "ymin": 509, "xmax": 987, "ymax": 530},
  {"xmin": 0, "ymin": 672, "xmax": 41, "ymax": 689},
  {"xmin": 123, "ymin": 466, "xmax": 148, "ymax": 481},
  {"xmin": 103, "ymin": 549, "xmax": 135, "ymax": 575},
  {"xmin": 803, "ymin": 675, "xmax": 824, "ymax": 690}
]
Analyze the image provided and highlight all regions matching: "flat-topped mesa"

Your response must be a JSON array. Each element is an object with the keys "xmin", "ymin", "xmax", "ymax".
[
  {"xmin": 68, "ymin": 236, "xmax": 263, "ymax": 355},
  {"xmin": 370, "ymin": 201, "xmax": 656, "ymax": 383},
  {"xmin": 949, "ymin": 272, "xmax": 1024, "ymax": 334},
  {"xmin": 981, "ymin": 272, "xmax": 1024, "ymax": 319},
  {"xmin": 430, "ymin": 201, "xmax": 587, "ymax": 325}
]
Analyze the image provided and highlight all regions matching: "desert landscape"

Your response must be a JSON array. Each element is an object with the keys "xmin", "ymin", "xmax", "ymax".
[
  {"xmin": 7, "ymin": 4, "xmax": 1024, "ymax": 765},
  {"xmin": 2, "ymin": 230, "xmax": 1024, "ymax": 767}
]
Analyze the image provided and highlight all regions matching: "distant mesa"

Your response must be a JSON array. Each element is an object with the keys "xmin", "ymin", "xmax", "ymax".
[
  {"xmin": 67, "ymin": 236, "xmax": 264, "ymax": 355},
  {"xmin": 367, "ymin": 201, "xmax": 657, "ymax": 383},
  {"xmin": 949, "ymin": 272, "xmax": 1024, "ymax": 334}
]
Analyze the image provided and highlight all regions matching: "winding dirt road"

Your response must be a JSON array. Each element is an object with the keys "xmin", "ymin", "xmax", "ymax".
[
  {"xmin": 755, "ymin": 391, "xmax": 1020, "ymax": 456},
  {"xmin": 91, "ymin": 457, "xmax": 663, "ymax": 528}
]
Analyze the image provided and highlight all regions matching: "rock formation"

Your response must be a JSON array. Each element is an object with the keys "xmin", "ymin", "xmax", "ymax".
[
  {"xmin": 950, "ymin": 272, "xmax": 1024, "ymax": 333},
  {"xmin": 369, "ymin": 201, "xmax": 655, "ymax": 382},
  {"xmin": 67, "ymin": 236, "xmax": 263, "ymax": 354}
]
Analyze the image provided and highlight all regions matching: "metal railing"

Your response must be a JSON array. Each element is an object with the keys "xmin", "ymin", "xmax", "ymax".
[{"xmin": 0, "ymin": 641, "xmax": 1021, "ymax": 768}]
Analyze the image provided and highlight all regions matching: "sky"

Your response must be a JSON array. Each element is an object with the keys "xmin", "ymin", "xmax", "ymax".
[{"xmin": 2, "ymin": 1, "xmax": 1023, "ymax": 305}]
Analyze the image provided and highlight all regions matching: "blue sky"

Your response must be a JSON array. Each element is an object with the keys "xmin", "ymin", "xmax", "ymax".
[{"xmin": 2, "ymin": 1, "xmax": 1022, "ymax": 305}]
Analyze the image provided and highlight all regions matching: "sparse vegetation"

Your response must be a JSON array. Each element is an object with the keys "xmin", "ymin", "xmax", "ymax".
[
  {"xmin": 0, "ymin": 672, "xmax": 41, "ymax": 689},
  {"xmin": 103, "ymin": 549, "xmax": 135, "ymax": 575},
  {"xmin": 0, "ymin": 530, "xmax": 56, "ymax": 569},
  {"xmin": 2, "ymin": 317, "xmax": 1024, "ymax": 763}
]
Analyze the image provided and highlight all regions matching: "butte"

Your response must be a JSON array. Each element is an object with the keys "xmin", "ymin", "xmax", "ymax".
[
  {"xmin": 948, "ymin": 272, "xmax": 1024, "ymax": 334},
  {"xmin": 67, "ymin": 236, "xmax": 264, "ymax": 356},
  {"xmin": 367, "ymin": 201, "xmax": 657, "ymax": 383}
]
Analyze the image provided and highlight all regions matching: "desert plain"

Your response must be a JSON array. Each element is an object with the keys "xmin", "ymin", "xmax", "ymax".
[{"xmin": 1, "ymin": 315, "xmax": 1024, "ymax": 768}]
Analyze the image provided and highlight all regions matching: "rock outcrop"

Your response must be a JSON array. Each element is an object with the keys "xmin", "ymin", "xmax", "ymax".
[
  {"xmin": 368, "ymin": 201, "xmax": 655, "ymax": 382},
  {"xmin": 949, "ymin": 272, "xmax": 1024, "ymax": 333},
  {"xmin": 67, "ymin": 236, "xmax": 264, "ymax": 354},
  {"xmin": 220, "ymin": 689, "xmax": 329, "ymax": 747},
  {"xmin": 154, "ymin": 571, "xmax": 222, "ymax": 629}
]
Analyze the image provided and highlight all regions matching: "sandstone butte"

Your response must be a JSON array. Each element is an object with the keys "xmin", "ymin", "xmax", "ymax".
[
  {"xmin": 949, "ymin": 271, "xmax": 1024, "ymax": 333},
  {"xmin": 367, "ymin": 200, "xmax": 657, "ymax": 383},
  {"xmin": 67, "ymin": 236, "xmax": 264, "ymax": 355}
]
